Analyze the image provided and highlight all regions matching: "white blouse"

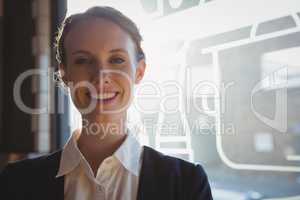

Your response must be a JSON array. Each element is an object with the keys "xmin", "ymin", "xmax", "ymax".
[{"xmin": 55, "ymin": 128, "xmax": 144, "ymax": 200}]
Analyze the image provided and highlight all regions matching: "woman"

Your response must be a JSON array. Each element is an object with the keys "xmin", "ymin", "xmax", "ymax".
[{"xmin": 0, "ymin": 6, "xmax": 212, "ymax": 200}]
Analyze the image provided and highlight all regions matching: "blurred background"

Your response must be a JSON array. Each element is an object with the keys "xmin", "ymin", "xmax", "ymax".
[{"xmin": 0, "ymin": 0, "xmax": 300, "ymax": 199}]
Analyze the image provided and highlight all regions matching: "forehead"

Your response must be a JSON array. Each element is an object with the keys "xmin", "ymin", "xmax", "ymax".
[{"xmin": 64, "ymin": 18, "xmax": 135, "ymax": 54}]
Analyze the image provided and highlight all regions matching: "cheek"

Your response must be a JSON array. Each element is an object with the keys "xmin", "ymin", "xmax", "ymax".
[
  {"xmin": 66, "ymin": 72, "xmax": 94, "ymax": 108},
  {"xmin": 70, "ymin": 85, "xmax": 90, "ymax": 108},
  {"xmin": 114, "ymin": 72, "xmax": 135, "ymax": 101},
  {"xmin": 119, "ymin": 75, "xmax": 133, "ymax": 94}
]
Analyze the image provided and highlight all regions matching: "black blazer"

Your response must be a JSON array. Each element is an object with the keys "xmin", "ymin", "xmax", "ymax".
[{"xmin": 0, "ymin": 146, "xmax": 213, "ymax": 200}]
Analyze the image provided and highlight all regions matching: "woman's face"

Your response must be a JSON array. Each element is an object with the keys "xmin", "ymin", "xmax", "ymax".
[{"xmin": 61, "ymin": 18, "xmax": 145, "ymax": 117}]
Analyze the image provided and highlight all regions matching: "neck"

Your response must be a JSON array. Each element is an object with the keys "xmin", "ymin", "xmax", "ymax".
[{"xmin": 77, "ymin": 112, "xmax": 128, "ymax": 175}]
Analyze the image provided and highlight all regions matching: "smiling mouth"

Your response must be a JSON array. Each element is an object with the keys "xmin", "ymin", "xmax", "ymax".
[{"xmin": 89, "ymin": 92, "xmax": 119, "ymax": 103}]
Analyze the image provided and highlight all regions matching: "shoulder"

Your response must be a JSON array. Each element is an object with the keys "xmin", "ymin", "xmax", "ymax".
[
  {"xmin": 0, "ymin": 149, "xmax": 62, "ymax": 180},
  {"xmin": 0, "ymin": 150, "xmax": 63, "ymax": 199},
  {"xmin": 143, "ymin": 145, "xmax": 206, "ymax": 176},
  {"xmin": 142, "ymin": 146, "xmax": 213, "ymax": 199}
]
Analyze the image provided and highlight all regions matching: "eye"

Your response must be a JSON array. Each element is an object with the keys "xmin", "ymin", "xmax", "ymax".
[
  {"xmin": 74, "ymin": 57, "xmax": 91, "ymax": 65},
  {"xmin": 110, "ymin": 57, "xmax": 125, "ymax": 64}
]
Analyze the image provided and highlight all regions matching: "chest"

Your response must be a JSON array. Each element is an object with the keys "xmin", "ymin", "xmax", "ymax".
[{"xmin": 63, "ymin": 165, "xmax": 140, "ymax": 200}]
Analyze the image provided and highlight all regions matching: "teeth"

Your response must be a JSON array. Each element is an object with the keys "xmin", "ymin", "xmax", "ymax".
[{"xmin": 91, "ymin": 92, "xmax": 117, "ymax": 100}]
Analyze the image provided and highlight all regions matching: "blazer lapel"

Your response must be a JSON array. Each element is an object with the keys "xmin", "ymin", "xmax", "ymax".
[
  {"xmin": 40, "ymin": 150, "xmax": 65, "ymax": 200},
  {"xmin": 137, "ymin": 146, "xmax": 156, "ymax": 200},
  {"xmin": 137, "ymin": 146, "xmax": 170, "ymax": 200}
]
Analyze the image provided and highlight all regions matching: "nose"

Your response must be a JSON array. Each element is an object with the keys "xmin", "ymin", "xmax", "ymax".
[{"xmin": 93, "ymin": 69, "xmax": 112, "ymax": 86}]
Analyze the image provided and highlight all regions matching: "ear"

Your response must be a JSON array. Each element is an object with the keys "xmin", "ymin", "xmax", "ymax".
[
  {"xmin": 135, "ymin": 59, "xmax": 146, "ymax": 84},
  {"xmin": 58, "ymin": 63, "xmax": 68, "ymax": 85}
]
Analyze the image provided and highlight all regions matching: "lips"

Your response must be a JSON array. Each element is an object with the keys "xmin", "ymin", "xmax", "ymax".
[
  {"xmin": 91, "ymin": 92, "xmax": 118, "ymax": 100},
  {"xmin": 89, "ymin": 91, "xmax": 120, "ymax": 103}
]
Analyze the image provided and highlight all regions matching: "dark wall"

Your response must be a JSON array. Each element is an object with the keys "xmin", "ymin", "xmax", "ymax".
[
  {"xmin": 0, "ymin": 0, "xmax": 68, "ymax": 152},
  {"xmin": 0, "ymin": 0, "xmax": 35, "ymax": 152},
  {"xmin": 0, "ymin": 0, "xmax": 3, "ymax": 150}
]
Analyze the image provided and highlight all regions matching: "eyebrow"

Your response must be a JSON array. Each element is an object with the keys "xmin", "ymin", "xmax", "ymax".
[
  {"xmin": 109, "ymin": 48, "xmax": 128, "ymax": 54},
  {"xmin": 71, "ymin": 48, "xmax": 128, "ymax": 55},
  {"xmin": 71, "ymin": 50, "xmax": 91, "ymax": 55}
]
